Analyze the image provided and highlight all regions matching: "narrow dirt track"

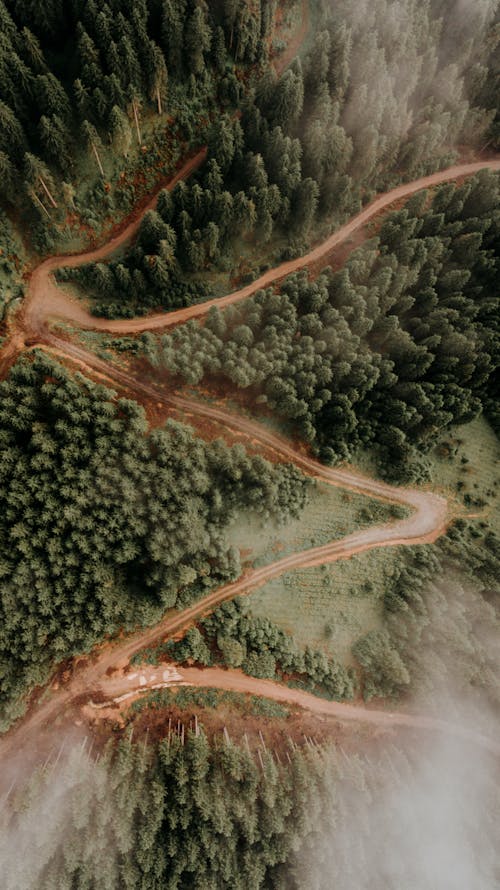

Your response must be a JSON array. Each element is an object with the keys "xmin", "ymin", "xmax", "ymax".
[
  {"xmin": 0, "ymin": 130, "xmax": 498, "ymax": 755},
  {"xmin": 95, "ymin": 666, "xmax": 500, "ymax": 757},
  {"xmin": 271, "ymin": 0, "xmax": 310, "ymax": 72},
  {"xmin": 0, "ymin": 328, "xmax": 449, "ymax": 762},
  {"xmin": 17, "ymin": 158, "xmax": 500, "ymax": 340}
]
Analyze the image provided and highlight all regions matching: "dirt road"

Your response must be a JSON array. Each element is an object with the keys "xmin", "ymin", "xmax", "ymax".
[
  {"xmin": 271, "ymin": 0, "xmax": 310, "ymax": 72},
  {"xmin": 0, "ymin": 329, "xmax": 449, "ymax": 763},
  {"xmin": 1, "ymin": 137, "xmax": 497, "ymax": 757},
  {"xmin": 94, "ymin": 665, "xmax": 500, "ymax": 756},
  {"xmin": 16, "ymin": 158, "xmax": 500, "ymax": 342}
]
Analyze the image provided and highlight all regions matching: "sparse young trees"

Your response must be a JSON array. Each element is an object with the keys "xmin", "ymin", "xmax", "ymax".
[{"xmin": 168, "ymin": 597, "xmax": 356, "ymax": 700}]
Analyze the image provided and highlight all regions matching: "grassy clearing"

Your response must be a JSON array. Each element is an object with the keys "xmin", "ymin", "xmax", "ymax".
[
  {"xmin": 226, "ymin": 480, "xmax": 399, "ymax": 569},
  {"xmin": 425, "ymin": 415, "xmax": 500, "ymax": 533},
  {"xmin": 353, "ymin": 415, "xmax": 500, "ymax": 529},
  {"xmin": 246, "ymin": 416, "xmax": 499, "ymax": 669},
  {"xmin": 246, "ymin": 546, "xmax": 404, "ymax": 666}
]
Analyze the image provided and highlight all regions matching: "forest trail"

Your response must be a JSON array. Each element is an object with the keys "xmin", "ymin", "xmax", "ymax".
[
  {"xmin": 14, "ymin": 157, "xmax": 500, "ymax": 342},
  {"xmin": 271, "ymin": 0, "xmax": 310, "ymax": 73},
  {"xmin": 2, "ymin": 140, "xmax": 498, "ymax": 758},
  {"xmin": 0, "ymin": 327, "xmax": 450, "ymax": 763},
  {"xmin": 92, "ymin": 665, "xmax": 500, "ymax": 757},
  {"xmin": 18, "ymin": 149, "xmax": 208, "ymax": 345}
]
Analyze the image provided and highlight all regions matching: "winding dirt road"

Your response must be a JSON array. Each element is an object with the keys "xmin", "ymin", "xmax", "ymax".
[
  {"xmin": 15, "ymin": 158, "xmax": 500, "ymax": 344},
  {"xmin": 0, "ymin": 144, "xmax": 498, "ymax": 756}
]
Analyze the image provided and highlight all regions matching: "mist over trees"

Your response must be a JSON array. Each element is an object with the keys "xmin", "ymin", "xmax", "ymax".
[
  {"xmin": 0, "ymin": 1, "xmax": 498, "ymax": 882},
  {"xmin": 2, "ymin": 720, "xmax": 498, "ymax": 890},
  {"xmin": 154, "ymin": 171, "xmax": 500, "ymax": 480},
  {"xmin": 57, "ymin": 0, "xmax": 499, "ymax": 316}
]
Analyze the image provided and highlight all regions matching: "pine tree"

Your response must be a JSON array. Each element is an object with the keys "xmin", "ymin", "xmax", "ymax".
[
  {"xmin": 0, "ymin": 150, "xmax": 18, "ymax": 202},
  {"xmin": 73, "ymin": 78, "xmax": 90, "ymax": 119},
  {"xmin": 185, "ymin": 4, "xmax": 212, "ymax": 75},
  {"xmin": 20, "ymin": 26, "xmax": 47, "ymax": 72},
  {"xmin": 38, "ymin": 114, "xmax": 71, "ymax": 170},
  {"xmin": 291, "ymin": 177, "xmax": 319, "ymax": 236},
  {"xmin": 208, "ymin": 115, "xmax": 236, "ymax": 172},
  {"xmin": 147, "ymin": 41, "xmax": 168, "ymax": 114},
  {"xmin": 212, "ymin": 25, "xmax": 227, "ymax": 74},
  {"xmin": 76, "ymin": 25, "xmax": 102, "ymax": 87},
  {"xmin": 0, "ymin": 100, "xmax": 26, "ymax": 158},
  {"xmin": 119, "ymin": 35, "xmax": 141, "ymax": 91},
  {"xmin": 23, "ymin": 152, "xmax": 58, "ymax": 208},
  {"xmin": 34, "ymin": 72, "xmax": 71, "ymax": 120},
  {"xmin": 81, "ymin": 120, "xmax": 105, "ymax": 176},
  {"xmin": 109, "ymin": 105, "xmax": 132, "ymax": 157}
]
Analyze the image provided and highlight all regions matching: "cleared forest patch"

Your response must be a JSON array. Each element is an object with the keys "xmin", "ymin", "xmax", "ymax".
[
  {"xmin": 426, "ymin": 416, "xmax": 500, "ymax": 534},
  {"xmin": 246, "ymin": 546, "xmax": 400, "ymax": 666},
  {"xmin": 226, "ymin": 480, "xmax": 401, "ymax": 569}
]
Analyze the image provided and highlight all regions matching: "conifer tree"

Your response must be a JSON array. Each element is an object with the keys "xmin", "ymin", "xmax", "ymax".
[{"xmin": 109, "ymin": 105, "xmax": 132, "ymax": 157}]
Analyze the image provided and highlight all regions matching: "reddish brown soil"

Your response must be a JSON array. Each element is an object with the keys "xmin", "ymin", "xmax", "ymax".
[
  {"xmin": 86, "ymin": 664, "xmax": 500, "ymax": 757},
  {"xmin": 8, "ymin": 158, "xmax": 497, "ymax": 354},
  {"xmin": 0, "ymin": 60, "xmax": 498, "ymax": 764}
]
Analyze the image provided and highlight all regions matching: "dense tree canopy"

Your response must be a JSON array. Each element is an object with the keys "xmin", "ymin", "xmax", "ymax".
[
  {"xmin": 0, "ymin": 0, "xmax": 273, "ymax": 245},
  {"xmin": 57, "ymin": 0, "xmax": 499, "ymax": 316},
  {"xmin": 0, "ymin": 354, "xmax": 309, "ymax": 728},
  {"xmin": 0, "ymin": 731, "xmax": 350, "ymax": 890},
  {"xmin": 154, "ymin": 171, "xmax": 500, "ymax": 480}
]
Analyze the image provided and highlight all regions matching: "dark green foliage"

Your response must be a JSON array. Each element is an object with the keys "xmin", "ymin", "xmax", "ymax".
[
  {"xmin": 55, "ymin": 0, "xmax": 498, "ymax": 316},
  {"xmin": 168, "ymin": 597, "xmax": 356, "ymax": 701},
  {"xmin": 0, "ymin": 354, "xmax": 309, "ymax": 727},
  {"xmin": 0, "ymin": 732, "xmax": 343, "ymax": 890},
  {"xmin": 352, "ymin": 629, "xmax": 410, "ymax": 699},
  {"xmin": 0, "ymin": 0, "xmax": 272, "ymax": 235},
  {"xmin": 157, "ymin": 172, "xmax": 500, "ymax": 479},
  {"xmin": 130, "ymin": 685, "xmax": 290, "ymax": 719},
  {"xmin": 3, "ymin": 726, "xmax": 498, "ymax": 889},
  {"xmin": 0, "ymin": 210, "xmax": 24, "ymax": 320}
]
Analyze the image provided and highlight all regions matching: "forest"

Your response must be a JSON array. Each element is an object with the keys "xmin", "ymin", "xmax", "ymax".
[
  {"xmin": 2, "ymin": 720, "xmax": 498, "ymax": 890},
  {"xmin": 1, "ymin": 730, "xmax": 338, "ymax": 889},
  {"xmin": 167, "ymin": 597, "xmax": 356, "ymax": 700},
  {"xmin": 0, "ymin": 0, "xmax": 276, "ymax": 252},
  {"xmin": 157, "ymin": 518, "xmax": 500, "ymax": 703},
  {"xmin": 56, "ymin": 0, "xmax": 499, "ymax": 315},
  {"xmin": 0, "ymin": 0, "xmax": 499, "ymax": 885},
  {"xmin": 149, "ymin": 171, "xmax": 500, "ymax": 480},
  {"xmin": 0, "ymin": 353, "xmax": 309, "ymax": 728}
]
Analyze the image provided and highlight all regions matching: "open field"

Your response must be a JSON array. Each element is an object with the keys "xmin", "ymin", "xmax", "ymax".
[
  {"xmin": 246, "ymin": 546, "xmax": 402, "ymax": 666},
  {"xmin": 247, "ymin": 415, "xmax": 499, "ymax": 667},
  {"xmin": 352, "ymin": 414, "xmax": 499, "ymax": 522},
  {"xmin": 226, "ymin": 481, "xmax": 400, "ymax": 568},
  {"xmin": 426, "ymin": 416, "xmax": 500, "ymax": 534}
]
